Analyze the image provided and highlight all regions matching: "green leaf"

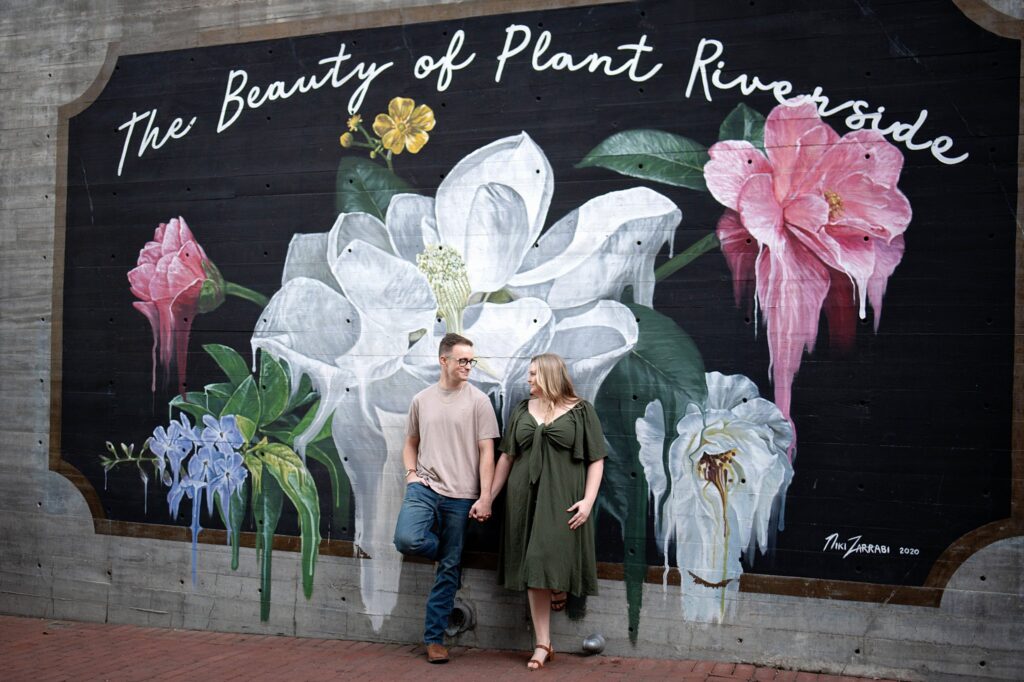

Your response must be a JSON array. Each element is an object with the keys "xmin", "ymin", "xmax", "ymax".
[
  {"xmin": 292, "ymin": 400, "xmax": 334, "ymax": 444},
  {"xmin": 251, "ymin": 465, "xmax": 283, "ymax": 622},
  {"xmin": 257, "ymin": 351, "xmax": 290, "ymax": 427},
  {"xmin": 169, "ymin": 393, "xmax": 213, "ymax": 422},
  {"xmin": 307, "ymin": 440, "xmax": 351, "ymax": 530},
  {"xmin": 284, "ymin": 371, "xmax": 316, "ymax": 414},
  {"xmin": 260, "ymin": 429, "xmax": 295, "ymax": 446},
  {"xmin": 719, "ymin": 102, "xmax": 766, "ymax": 150},
  {"xmin": 259, "ymin": 429, "xmax": 347, "ymax": 533},
  {"xmin": 206, "ymin": 382, "xmax": 236, "ymax": 400},
  {"xmin": 577, "ymin": 129, "xmax": 709, "ymax": 191},
  {"xmin": 203, "ymin": 344, "xmax": 251, "ymax": 387},
  {"xmin": 243, "ymin": 452, "xmax": 263, "ymax": 494},
  {"xmin": 268, "ymin": 411, "xmax": 300, "ymax": 428},
  {"xmin": 204, "ymin": 381, "xmax": 235, "ymax": 416},
  {"xmin": 597, "ymin": 302, "xmax": 706, "ymax": 522},
  {"xmin": 235, "ymin": 415, "xmax": 258, "ymax": 444},
  {"xmin": 254, "ymin": 441, "xmax": 321, "ymax": 599},
  {"xmin": 335, "ymin": 157, "xmax": 412, "ymax": 221},
  {"xmin": 222, "ymin": 375, "xmax": 262, "ymax": 427},
  {"xmin": 215, "ymin": 478, "xmax": 249, "ymax": 571},
  {"xmin": 595, "ymin": 302, "xmax": 707, "ymax": 644}
]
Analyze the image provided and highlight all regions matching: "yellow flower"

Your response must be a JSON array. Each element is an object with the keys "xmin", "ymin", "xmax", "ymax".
[
  {"xmin": 373, "ymin": 97, "xmax": 436, "ymax": 155},
  {"xmin": 347, "ymin": 114, "xmax": 362, "ymax": 132},
  {"xmin": 339, "ymin": 132, "xmax": 353, "ymax": 148}
]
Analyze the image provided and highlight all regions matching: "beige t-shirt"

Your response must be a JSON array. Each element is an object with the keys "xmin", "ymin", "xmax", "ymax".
[{"xmin": 406, "ymin": 382, "xmax": 499, "ymax": 499}]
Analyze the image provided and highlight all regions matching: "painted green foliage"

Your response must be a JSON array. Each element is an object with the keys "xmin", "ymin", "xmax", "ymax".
[
  {"xmin": 578, "ymin": 130, "xmax": 711, "ymax": 191},
  {"xmin": 162, "ymin": 344, "xmax": 349, "ymax": 620},
  {"xmin": 595, "ymin": 303, "xmax": 707, "ymax": 642},
  {"xmin": 335, "ymin": 157, "xmax": 412, "ymax": 220}
]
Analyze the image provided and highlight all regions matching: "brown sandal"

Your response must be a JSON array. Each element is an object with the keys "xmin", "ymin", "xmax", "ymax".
[
  {"xmin": 527, "ymin": 644, "xmax": 554, "ymax": 670},
  {"xmin": 550, "ymin": 591, "xmax": 567, "ymax": 612}
]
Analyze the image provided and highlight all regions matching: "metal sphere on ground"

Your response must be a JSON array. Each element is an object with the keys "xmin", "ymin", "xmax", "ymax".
[{"xmin": 581, "ymin": 633, "xmax": 605, "ymax": 654}]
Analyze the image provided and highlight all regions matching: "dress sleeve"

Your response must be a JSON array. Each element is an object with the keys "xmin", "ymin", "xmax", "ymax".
[
  {"xmin": 499, "ymin": 400, "xmax": 527, "ymax": 459},
  {"xmin": 573, "ymin": 400, "xmax": 608, "ymax": 463}
]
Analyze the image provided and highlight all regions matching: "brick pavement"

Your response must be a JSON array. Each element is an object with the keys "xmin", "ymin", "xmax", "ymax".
[{"xmin": 0, "ymin": 615, "xmax": 897, "ymax": 681}]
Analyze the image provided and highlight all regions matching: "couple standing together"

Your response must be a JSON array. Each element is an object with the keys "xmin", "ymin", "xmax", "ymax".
[{"xmin": 393, "ymin": 332, "xmax": 607, "ymax": 670}]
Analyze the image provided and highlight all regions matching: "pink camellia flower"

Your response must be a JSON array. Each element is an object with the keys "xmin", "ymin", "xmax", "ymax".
[
  {"xmin": 128, "ymin": 217, "xmax": 223, "ymax": 393},
  {"xmin": 705, "ymin": 98, "xmax": 911, "ymax": 434}
]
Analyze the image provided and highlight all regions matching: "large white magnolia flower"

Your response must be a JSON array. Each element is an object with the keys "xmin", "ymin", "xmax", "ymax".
[
  {"xmin": 253, "ymin": 132, "xmax": 681, "ymax": 629},
  {"xmin": 637, "ymin": 372, "xmax": 793, "ymax": 623}
]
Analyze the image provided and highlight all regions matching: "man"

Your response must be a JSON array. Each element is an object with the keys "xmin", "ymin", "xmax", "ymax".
[{"xmin": 393, "ymin": 332, "xmax": 499, "ymax": 664}]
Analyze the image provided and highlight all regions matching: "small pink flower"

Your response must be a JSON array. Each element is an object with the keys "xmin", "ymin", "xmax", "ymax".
[
  {"xmin": 705, "ymin": 98, "xmax": 911, "ymax": 431},
  {"xmin": 128, "ymin": 217, "xmax": 221, "ymax": 393}
]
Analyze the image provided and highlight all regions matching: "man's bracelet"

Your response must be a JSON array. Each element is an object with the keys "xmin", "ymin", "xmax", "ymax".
[{"xmin": 405, "ymin": 469, "xmax": 416, "ymax": 477}]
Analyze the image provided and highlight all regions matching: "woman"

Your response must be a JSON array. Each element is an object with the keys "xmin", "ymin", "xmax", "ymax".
[{"xmin": 490, "ymin": 353, "xmax": 606, "ymax": 670}]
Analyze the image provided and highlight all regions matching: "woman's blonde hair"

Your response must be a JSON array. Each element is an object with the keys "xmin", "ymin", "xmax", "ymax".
[{"xmin": 530, "ymin": 353, "xmax": 578, "ymax": 406}]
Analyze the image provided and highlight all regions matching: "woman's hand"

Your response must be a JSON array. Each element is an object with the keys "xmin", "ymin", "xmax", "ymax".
[
  {"xmin": 469, "ymin": 496, "xmax": 492, "ymax": 522},
  {"xmin": 566, "ymin": 498, "xmax": 594, "ymax": 530}
]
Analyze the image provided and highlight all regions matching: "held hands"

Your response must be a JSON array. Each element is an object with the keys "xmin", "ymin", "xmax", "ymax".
[
  {"xmin": 469, "ymin": 497, "xmax": 492, "ymax": 522},
  {"xmin": 567, "ymin": 498, "xmax": 594, "ymax": 530}
]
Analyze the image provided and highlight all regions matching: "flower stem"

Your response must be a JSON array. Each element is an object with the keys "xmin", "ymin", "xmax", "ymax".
[
  {"xmin": 654, "ymin": 231, "xmax": 720, "ymax": 281},
  {"xmin": 356, "ymin": 124, "xmax": 376, "ymax": 147},
  {"xmin": 225, "ymin": 282, "xmax": 269, "ymax": 307},
  {"xmin": 102, "ymin": 453, "xmax": 160, "ymax": 468}
]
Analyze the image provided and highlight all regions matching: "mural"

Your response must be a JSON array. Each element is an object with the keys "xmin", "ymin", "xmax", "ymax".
[{"xmin": 56, "ymin": 0, "xmax": 1018, "ymax": 643}]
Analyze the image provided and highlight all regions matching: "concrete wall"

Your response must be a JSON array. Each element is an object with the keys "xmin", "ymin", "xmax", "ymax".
[{"xmin": 1, "ymin": 1, "xmax": 1022, "ymax": 680}]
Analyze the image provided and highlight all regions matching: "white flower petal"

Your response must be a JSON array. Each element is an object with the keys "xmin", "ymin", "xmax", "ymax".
[
  {"xmin": 251, "ymin": 277, "xmax": 360, "ymax": 390},
  {"xmin": 636, "ymin": 399, "xmax": 667, "ymax": 536},
  {"xmin": 281, "ymin": 233, "xmax": 336, "ymax": 290},
  {"xmin": 546, "ymin": 300, "xmax": 638, "ymax": 402},
  {"xmin": 331, "ymin": 238, "xmax": 437, "ymax": 332},
  {"xmin": 326, "ymin": 212, "xmax": 394, "ymax": 259},
  {"xmin": 403, "ymin": 330, "xmax": 443, "ymax": 386},
  {"xmin": 459, "ymin": 183, "xmax": 531, "ymax": 293},
  {"xmin": 385, "ymin": 194, "xmax": 438, "ymax": 263},
  {"xmin": 728, "ymin": 426, "xmax": 790, "ymax": 552},
  {"xmin": 680, "ymin": 452, "xmax": 742, "ymax": 621},
  {"xmin": 704, "ymin": 371, "xmax": 760, "ymax": 411},
  {"xmin": 732, "ymin": 397, "xmax": 795, "ymax": 456},
  {"xmin": 435, "ymin": 132, "xmax": 552, "ymax": 270},
  {"xmin": 321, "ymin": 386, "xmax": 402, "ymax": 631},
  {"xmin": 342, "ymin": 318, "xmax": 411, "ymax": 386},
  {"xmin": 460, "ymin": 298, "xmax": 555, "ymax": 418},
  {"xmin": 367, "ymin": 367, "xmax": 432, "ymax": 416},
  {"xmin": 655, "ymin": 371, "xmax": 793, "ymax": 623},
  {"xmin": 508, "ymin": 188, "xmax": 681, "ymax": 309},
  {"xmin": 515, "ymin": 204, "xmax": 577, "ymax": 275}
]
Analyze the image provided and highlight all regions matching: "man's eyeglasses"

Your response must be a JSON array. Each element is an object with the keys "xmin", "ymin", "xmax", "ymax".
[{"xmin": 444, "ymin": 356, "xmax": 478, "ymax": 368}]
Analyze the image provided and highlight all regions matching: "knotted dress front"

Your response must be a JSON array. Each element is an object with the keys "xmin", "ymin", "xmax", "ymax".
[{"xmin": 497, "ymin": 398, "xmax": 608, "ymax": 596}]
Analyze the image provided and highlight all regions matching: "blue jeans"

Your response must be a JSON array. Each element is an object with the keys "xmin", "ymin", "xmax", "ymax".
[{"xmin": 393, "ymin": 483, "xmax": 473, "ymax": 644}]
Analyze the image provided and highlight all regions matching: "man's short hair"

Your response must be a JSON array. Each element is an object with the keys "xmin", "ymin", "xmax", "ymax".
[{"xmin": 439, "ymin": 332, "xmax": 473, "ymax": 357}]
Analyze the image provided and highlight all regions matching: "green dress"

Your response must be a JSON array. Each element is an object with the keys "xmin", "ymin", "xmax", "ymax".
[{"xmin": 498, "ymin": 399, "xmax": 608, "ymax": 596}]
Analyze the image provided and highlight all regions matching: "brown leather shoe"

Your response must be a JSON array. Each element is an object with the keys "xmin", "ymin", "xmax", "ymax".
[{"xmin": 426, "ymin": 643, "xmax": 449, "ymax": 664}]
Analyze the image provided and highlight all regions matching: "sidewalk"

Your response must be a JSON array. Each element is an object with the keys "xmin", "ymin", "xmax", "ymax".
[{"xmin": 0, "ymin": 614, "xmax": 896, "ymax": 681}]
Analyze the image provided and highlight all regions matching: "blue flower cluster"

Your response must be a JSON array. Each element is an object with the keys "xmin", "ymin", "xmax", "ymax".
[{"xmin": 149, "ymin": 414, "xmax": 249, "ymax": 585}]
